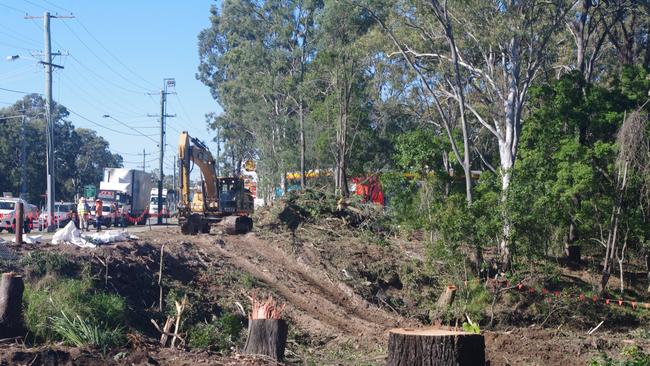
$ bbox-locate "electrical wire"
[68,108,157,138]
[103,115,159,143]
[21,0,48,11]
[0,1,27,13]
[0,24,41,47]
[61,20,155,94]
[0,86,41,94]
[0,40,36,52]
[67,54,148,95]
[59,72,146,117]
[37,0,71,13]
[74,18,157,89]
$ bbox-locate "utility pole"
[25,11,72,231]
[20,101,27,199]
[215,126,220,177]
[151,78,176,224]
[172,154,176,206]
[141,149,150,172]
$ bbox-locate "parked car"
[89,201,118,229]
[38,202,76,231]
[0,197,38,233]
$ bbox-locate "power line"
[59,72,147,117]
[61,20,155,93]
[0,40,36,51]
[0,86,41,95]
[102,115,159,143]
[21,0,48,11]
[67,54,149,95]
[0,24,42,46]
[0,2,27,13]
[74,18,157,89]
[37,0,71,13]
[68,109,157,137]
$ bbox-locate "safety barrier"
[488,278,650,311]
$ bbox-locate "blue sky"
[0,0,222,176]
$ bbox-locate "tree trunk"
[0,273,24,338]
[436,285,457,309]
[387,328,485,366]
[243,319,288,361]
[299,99,306,190]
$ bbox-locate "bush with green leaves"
[590,346,650,366]
[187,313,244,352]
[23,276,126,344]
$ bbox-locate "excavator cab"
[217,177,254,214]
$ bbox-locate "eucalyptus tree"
[198,0,322,193]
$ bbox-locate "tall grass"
[50,311,124,352]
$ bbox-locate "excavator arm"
[178,131,218,210]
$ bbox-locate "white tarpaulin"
[51,221,96,248]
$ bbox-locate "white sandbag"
[51,221,96,248]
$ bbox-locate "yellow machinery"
[178,131,254,234]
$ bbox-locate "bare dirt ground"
[1,226,648,365]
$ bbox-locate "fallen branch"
[171,294,188,348]
[588,320,605,335]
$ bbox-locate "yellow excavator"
[178,131,254,235]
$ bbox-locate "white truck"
[149,188,169,218]
[98,168,153,225]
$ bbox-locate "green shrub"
[187,313,244,352]
[23,277,126,343]
[589,345,650,366]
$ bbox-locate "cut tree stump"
[387,328,485,366]
[0,273,24,338]
[436,285,457,308]
[242,319,288,361]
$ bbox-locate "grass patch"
[21,251,76,278]
[23,276,127,343]
[50,311,125,352]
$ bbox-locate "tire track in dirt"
[194,233,410,343]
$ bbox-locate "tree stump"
[242,319,288,361]
[387,328,485,366]
[0,273,25,338]
[566,245,581,263]
[436,285,457,308]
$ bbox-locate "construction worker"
[95,199,103,232]
[77,197,89,232]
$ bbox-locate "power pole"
[172,154,176,206]
[141,149,150,172]
[25,11,72,231]
[20,101,27,200]
[153,79,175,224]
[215,126,220,177]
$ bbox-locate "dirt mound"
[0,344,281,366]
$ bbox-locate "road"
[0,218,178,242]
